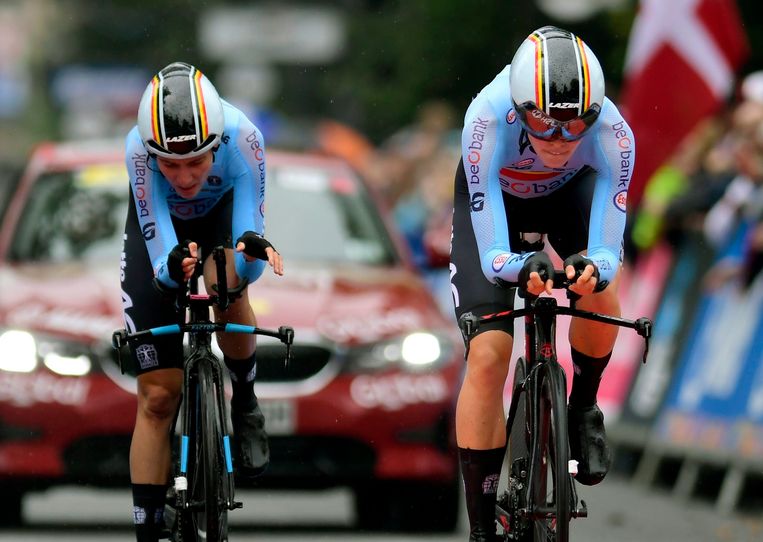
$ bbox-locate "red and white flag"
[619,0,749,210]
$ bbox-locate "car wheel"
[354,479,460,532]
[0,489,24,527]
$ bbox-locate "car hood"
[0,261,449,346]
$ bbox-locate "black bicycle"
[458,271,652,542]
[113,246,294,542]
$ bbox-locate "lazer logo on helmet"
[166,134,197,143]
[548,102,579,109]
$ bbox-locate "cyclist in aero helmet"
[137,62,225,159]
[450,27,634,541]
[122,62,283,542]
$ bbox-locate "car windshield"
[8,159,398,266]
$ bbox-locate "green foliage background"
[26,0,763,144]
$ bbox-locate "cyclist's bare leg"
[456,330,513,448]
[130,368,183,483]
[456,329,513,540]
[130,368,181,539]
[567,265,621,485]
[569,266,622,356]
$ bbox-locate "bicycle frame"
[458,273,652,538]
[502,297,583,525]
[112,246,294,541]
[176,300,235,515]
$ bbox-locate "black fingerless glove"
[236,231,276,261]
[167,240,192,286]
[563,254,606,292]
[517,251,554,295]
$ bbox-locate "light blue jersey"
[125,100,267,287]
[461,65,635,285]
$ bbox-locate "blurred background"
[1,0,763,540]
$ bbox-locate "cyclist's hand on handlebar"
[564,254,600,296]
[236,231,284,276]
[518,251,554,296]
[168,240,198,284]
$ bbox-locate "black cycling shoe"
[231,397,270,478]
[568,404,611,486]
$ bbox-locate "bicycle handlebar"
[112,323,295,350]
[114,245,295,369]
[152,246,249,312]
[497,270,587,300]
[459,269,653,363]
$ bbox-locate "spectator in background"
[630,116,730,251]
[631,71,763,254]
[359,100,458,268]
[313,101,460,316]
[702,91,763,290]
[378,101,459,314]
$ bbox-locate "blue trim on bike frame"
[151,324,182,335]
[224,323,257,333]
[180,435,189,473]
[223,436,234,473]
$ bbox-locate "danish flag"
[619,0,749,210]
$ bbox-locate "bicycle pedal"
[231,500,243,510]
[572,498,588,518]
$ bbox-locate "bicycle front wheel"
[530,361,570,542]
[190,360,228,542]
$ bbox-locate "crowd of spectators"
[315,101,459,314]
[632,70,763,291]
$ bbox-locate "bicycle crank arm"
[229,500,243,510]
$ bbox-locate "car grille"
[254,344,334,383]
[238,436,376,488]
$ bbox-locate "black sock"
[132,483,167,542]
[224,353,257,408]
[568,348,612,409]
[459,446,505,538]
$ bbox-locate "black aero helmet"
[510,26,604,140]
[137,62,224,158]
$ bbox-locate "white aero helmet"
[509,26,605,141]
[137,62,224,158]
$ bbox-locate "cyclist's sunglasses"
[515,102,601,142]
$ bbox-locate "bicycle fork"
[495,365,587,539]
[174,355,242,513]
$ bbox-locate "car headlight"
[0,330,37,372]
[0,329,93,376]
[344,331,453,372]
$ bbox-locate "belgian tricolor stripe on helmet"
[150,75,163,146]
[150,63,209,152]
[532,27,589,116]
[575,36,591,114]
[529,32,545,111]
[192,69,209,142]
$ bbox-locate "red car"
[0,140,464,531]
